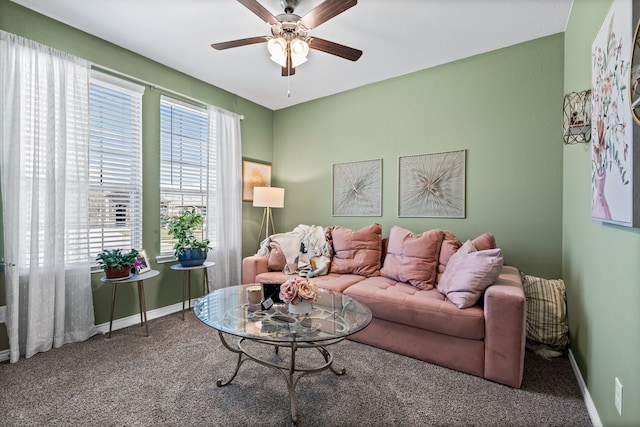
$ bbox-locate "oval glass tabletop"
[194,284,372,343]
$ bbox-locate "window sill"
[155,254,177,264]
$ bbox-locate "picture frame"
[591,0,640,227]
[242,160,272,202]
[332,159,382,216]
[398,150,466,218]
[135,249,151,274]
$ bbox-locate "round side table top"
[170,261,215,271]
[100,269,160,283]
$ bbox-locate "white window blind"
[159,95,209,256]
[88,71,144,265]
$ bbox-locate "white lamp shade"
[253,187,285,208]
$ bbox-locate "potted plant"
[165,208,211,267]
[96,248,139,280]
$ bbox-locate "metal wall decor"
[563,90,591,144]
[332,159,382,216]
[398,150,466,218]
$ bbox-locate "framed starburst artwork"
[332,159,382,216]
[398,150,466,218]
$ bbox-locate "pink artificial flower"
[279,277,319,304]
[279,279,301,304]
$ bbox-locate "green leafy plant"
[96,248,139,270]
[164,208,212,257]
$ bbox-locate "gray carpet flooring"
[0,312,593,426]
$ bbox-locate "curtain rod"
[91,63,244,120]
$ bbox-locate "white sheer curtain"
[207,107,242,288]
[0,31,97,363]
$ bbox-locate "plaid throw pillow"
[522,274,569,351]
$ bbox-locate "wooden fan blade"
[300,0,357,29]
[211,36,268,50]
[237,0,279,25]
[308,37,362,61]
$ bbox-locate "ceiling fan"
[212,0,362,76]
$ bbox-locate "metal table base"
[216,330,346,425]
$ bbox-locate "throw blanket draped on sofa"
[258,224,332,277]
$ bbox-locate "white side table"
[101,269,160,338]
[170,261,214,319]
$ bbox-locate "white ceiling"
[11,0,573,111]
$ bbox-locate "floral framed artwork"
[242,160,271,202]
[398,150,465,218]
[332,159,382,216]
[134,249,151,274]
[591,0,640,227]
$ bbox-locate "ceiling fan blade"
[211,36,268,50]
[300,0,357,29]
[237,0,279,25]
[308,37,362,61]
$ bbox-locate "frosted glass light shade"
[290,38,309,68]
[253,187,285,208]
[267,38,287,67]
[267,37,309,69]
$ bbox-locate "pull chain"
[287,62,291,98]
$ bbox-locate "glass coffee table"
[194,284,372,425]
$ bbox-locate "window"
[159,96,209,257]
[88,71,144,267]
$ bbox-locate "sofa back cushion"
[436,232,496,283]
[438,240,504,308]
[471,232,497,251]
[330,223,382,277]
[380,226,444,290]
[436,230,463,283]
[267,241,287,271]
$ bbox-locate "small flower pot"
[288,299,312,315]
[178,249,207,267]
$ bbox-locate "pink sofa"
[242,224,526,388]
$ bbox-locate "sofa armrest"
[483,265,526,388]
[242,255,269,284]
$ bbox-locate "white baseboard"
[569,349,602,427]
[93,299,193,335]
[0,299,196,363]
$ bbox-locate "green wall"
[0,0,273,337]
[272,34,565,280]
[564,1,640,425]
[4,5,636,426]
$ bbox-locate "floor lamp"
[253,186,285,249]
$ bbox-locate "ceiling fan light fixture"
[214,0,361,77]
[267,37,288,67]
[290,37,309,67]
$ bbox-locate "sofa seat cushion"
[255,271,289,284]
[255,272,366,294]
[344,276,485,340]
